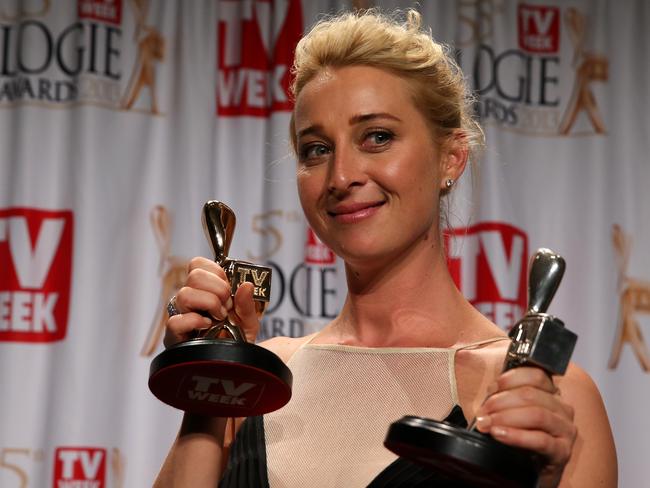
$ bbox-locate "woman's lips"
[328,201,385,224]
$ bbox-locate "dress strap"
[453,336,510,351]
[448,336,510,407]
[284,332,319,366]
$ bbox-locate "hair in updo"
[289,9,483,163]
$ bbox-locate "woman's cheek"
[296,176,313,213]
[296,179,320,229]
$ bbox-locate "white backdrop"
[0,1,648,486]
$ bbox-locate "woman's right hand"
[164,256,261,347]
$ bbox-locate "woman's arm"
[555,364,617,487]
[154,415,229,487]
[152,257,262,487]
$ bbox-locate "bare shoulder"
[556,362,604,398]
[258,333,317,363]
[556,362,615,440]
[556,363,618,487]
[556,362,613,427]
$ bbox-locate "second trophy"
[384,249,577,487]
[148,201,292,417]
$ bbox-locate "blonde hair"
[289,9,483,162]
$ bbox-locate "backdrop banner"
[0,1,647,486]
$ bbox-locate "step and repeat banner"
[0,0,647,486]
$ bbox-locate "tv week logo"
[0,208,73,342]
[183,375,264,408]
[446,222,528,330]
[217,0,303,116]
[53,447,106,488]
[305,227,335,265]
[78,0,122,25]
[518,4,560,53]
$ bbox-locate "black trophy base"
[385,416,540,488]
[149,339,292,417]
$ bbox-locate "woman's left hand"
[474,367,577,488]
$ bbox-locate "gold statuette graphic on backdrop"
[609,224,650,371]
[121,0,165,115]
[558,8,608,135]
[385,249,577,488]
[148,201,292,416]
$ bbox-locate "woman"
[154,9,616,487]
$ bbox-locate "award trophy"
[148,201,292,417]
[384,249,577,487]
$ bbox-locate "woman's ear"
[439,131,469,191]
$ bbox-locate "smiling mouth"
[328,201,386,223]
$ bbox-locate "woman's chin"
[333,240,397,268]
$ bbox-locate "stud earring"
[445,178,454,189]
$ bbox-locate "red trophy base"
[149,339,292,417]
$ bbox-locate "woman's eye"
[300,143,330,162]
[363,130,393,149]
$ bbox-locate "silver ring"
[167,295,180,317]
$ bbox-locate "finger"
[175,286,232,320]
[492,367,557,395]
[479,385,572,419]
[488,425,575,466]
[187,256,229,281]
[229,283,260,343]
[185,267,232,304]
[485,406,574,438]
[164,312,213,347]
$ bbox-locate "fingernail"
[225,297,233,310]
[203,316,213,326]
[492,426,507,438]
[220,305,228,318]
[475,416,491,432]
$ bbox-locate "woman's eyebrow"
[349,112,402,125]
[296,124,323,140]
[296,113,402,139]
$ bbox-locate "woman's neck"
[321,233,483,348]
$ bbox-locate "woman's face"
[293,65,450,266]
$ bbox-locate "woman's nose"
[327,145,367,195]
